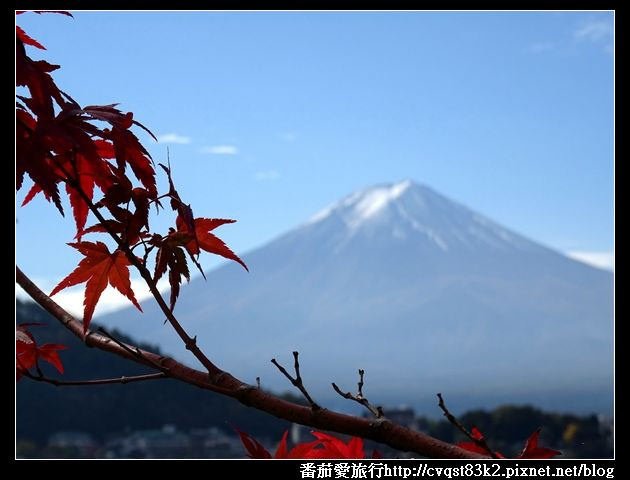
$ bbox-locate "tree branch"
[97,326,170,373]
[21,370,167,387]
[437,393,498,458]
[16,266,486,458]
[271,351,321,410]
[332,369,383,418]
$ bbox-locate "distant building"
[189,427,246,458]
[48,431,98,457]
[104,424,191,458]
[102,424,249,458]
[375,406,423,431]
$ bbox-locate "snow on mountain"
[308,180,413,228]
[101,180,613,414]
[306,180,539,253]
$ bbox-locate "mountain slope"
[101,181,613,413]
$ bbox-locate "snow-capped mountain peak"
[341,180,414,229]
[305,180,537,253]
[307,180,414,227]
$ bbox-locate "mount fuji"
[101,181,613,414]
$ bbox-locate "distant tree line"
[17,300,612,458]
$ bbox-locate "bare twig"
[332,369,383,418]
[271,351,321,410]
[21,370,167,386]
[16,266,485,458]
[97,326,168,373]
[437,393,498,458]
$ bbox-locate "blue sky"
[16,11,614,315]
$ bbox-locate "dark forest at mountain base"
[16,300,612,458]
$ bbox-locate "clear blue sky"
[16,11,614,314]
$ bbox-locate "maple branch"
[332,369,383,418]
[17,267,485,458]
[64,175,225,380]
[21,369,166,386]
[97,326,170,373]
[271,351,321,410]
[437,393,499,459]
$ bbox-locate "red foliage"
[236,429,272,459]
[50,241,142,331]
[238,429,381,459]
[151,230,192,311]
[518,428,562,459]
[16,12,246,328]
[457,426,561,459]
[16,26,45,50]
[176,216,248,272]
[16,324,67,380]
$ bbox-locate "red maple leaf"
[238,429,370,459]
[165,245,190,311]
[457,426,560,459]
[273,431,323,459]
[17,11,73,17]
[16,326,37,379]
[107,126,157,198]
[237,429,321,459]
[285,440,325,458]
[457,441,502,457]
[16,43,66,211]
[64,157,104,235]
[272,430,290,458]
[16,31,63,121]
[36,344,67,373]
[309,431,366,458]
[517,428,562,459]
[50,241,142,331]
[23,149,115,235]
[151,230,192,311]
[175,215,248,272]
[84,186,152,246]
[457,426,504,457]
[148,214,247,311]
[16,26,45,50]
[470,426,484,441]
[16,324,67,380]
[236,428,272,459]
